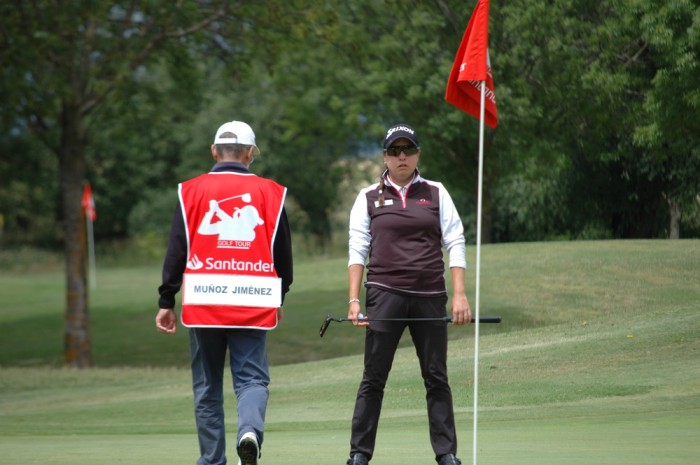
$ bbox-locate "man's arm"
[158,204,187,311]
[273,208,293,303]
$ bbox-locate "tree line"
[1,0,698,365]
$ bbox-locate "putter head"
[319,315,333,338]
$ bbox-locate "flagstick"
[472,79,486,465]
[86,216,97,289]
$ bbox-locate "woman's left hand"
[450,292,472,325]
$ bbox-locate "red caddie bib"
[179,171,287,329]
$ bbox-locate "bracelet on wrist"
[348,298,360,304]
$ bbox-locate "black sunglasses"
[385,145,420,156]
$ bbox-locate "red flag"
[82,183,96,221]
[445,0,498,128]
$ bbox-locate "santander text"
[204,258,274,272]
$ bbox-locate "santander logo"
[187,254,204,270]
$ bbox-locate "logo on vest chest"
[197,194,264,249]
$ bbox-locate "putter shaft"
[319,314,501,337]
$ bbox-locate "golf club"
[218,192,252,203]
[319,313,502,337]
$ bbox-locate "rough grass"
[1,239,698,367]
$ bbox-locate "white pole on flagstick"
[472,80,486,465]
[86,217,97,289]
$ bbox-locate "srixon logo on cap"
[386,126,415,137]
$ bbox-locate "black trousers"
[350,287,457,460]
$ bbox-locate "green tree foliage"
[630,0,700,237]
[1,1,699,254]
[4,0,698,250]
[240,1,502,243]
[0,134,60,245]
[489,0,700,240]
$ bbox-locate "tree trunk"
[667,195,681,239]
[59,100,93,367]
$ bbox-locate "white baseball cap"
[213,121,260,154]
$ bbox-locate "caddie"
[156,120,293,465]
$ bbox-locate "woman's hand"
[450,292,472,325]
[348,300,369,327]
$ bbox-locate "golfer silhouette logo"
[197,193,265,249]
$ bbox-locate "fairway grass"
[1,240,699,464]
[1,304,698,464]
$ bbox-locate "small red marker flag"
[82,183,96,221]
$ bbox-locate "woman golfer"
[345,123,471,465]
